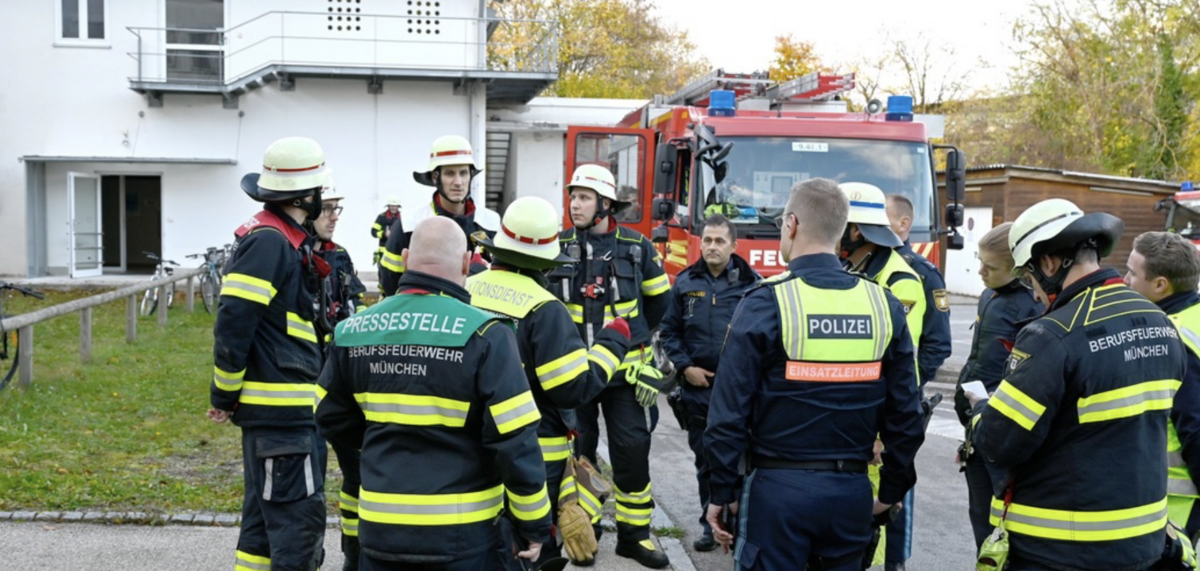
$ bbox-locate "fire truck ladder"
[663,68,772,107]
[764,72,856,103]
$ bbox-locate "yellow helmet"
[413,135,481,187]
[240,137,328,202]
[568,164,619,202]
[386,195,402,207]
[839,182,902,248]
[476,197,573,270]
[1009,198,1123,275]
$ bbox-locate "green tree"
[489,0,709,99]
[769,34,826,83]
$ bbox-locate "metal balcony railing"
[126,11,559,89]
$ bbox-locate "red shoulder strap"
[235,210,308,250]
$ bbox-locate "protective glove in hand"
[558,503,598,564]
[626,364,664,407]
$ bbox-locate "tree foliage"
[769,34,827,83]
[489,0,709,99]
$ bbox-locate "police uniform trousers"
[885,486,915,563]
[332,442,362,568]
[734,469,873,571]
[237,426,328,571]
[684,396,713,536]
[574,380,655,543]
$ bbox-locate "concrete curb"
[0,509,342,528]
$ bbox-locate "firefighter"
[886,194,953,386]
[378,136,499,295]
[548,163,672,569]
[207,136,329,571]
[316,217,551,571]
[968,199,1186,570]
[370,196,401,268]
[704,177,924,569]
[657,214,760,553]
[312,175,367,570]
[838,183,926,571]
[1125,231,1200,538]
[466,196,634,565]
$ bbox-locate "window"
[58,0,106,43]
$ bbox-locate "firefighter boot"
[342,534,360,571]
[615,539,670,569]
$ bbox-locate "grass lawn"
[0,290,343,516]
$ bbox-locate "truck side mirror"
[651,197,676,221]
[653,142,676,197]
[947,232,965,250]
[651,225,669,243]
[945,203,964,228]
[946,149,966,203]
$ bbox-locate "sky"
[650,0,1043,98]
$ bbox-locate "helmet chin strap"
[839,227,870,267]
[294,188,323,223]
[1028,253,1075,302]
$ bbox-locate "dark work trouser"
[965,453,996,550]
[575,380,654,544]
[734,469,873,570]
[532,457,567,565]
[236,426,328,571]
[684,400,712,536]
[885,487,915,563]
[333,442,362,570]
[359,545,500,571]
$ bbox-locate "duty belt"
[751,456,868,474]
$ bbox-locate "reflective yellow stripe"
[1077,379,1179,424]
[341,516,359,537]
[372,223,383,232]
[989,496,1168,541]
[988,380,1046,431]
[579,485,603,517]
[381,250,406,273]
[340,490,360,513]
[314,384,327,408]
[615,504,653,525]
[359,485,505,526]
[213,366,245,392]
[604,300,639,321]
[490,391,541,434]
[235,550,271,571]
[588,345,620,380]
[615,482,652,504]
[286,312,318,343]
[559,475,577,503]
[508,484,551,521]
[536,349,588,391]
[355,393,470,427]
[240,382,317,407]
[566,303,584,324]
[641,273,670,296]
[222,273,277,305]
[539,436,571,462]
[617,347,652,370]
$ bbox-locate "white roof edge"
[20,156,238,165]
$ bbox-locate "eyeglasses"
[321,205,343,216]
[774,213,795,230]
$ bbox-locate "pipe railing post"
[80,307,92,364]
[186,275,196,312]
[17,326,33,388]
[126,294,137,343]
[157,285,168,327]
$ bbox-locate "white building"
[1,0,562,278]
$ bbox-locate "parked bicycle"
[0,281,45,390]
[140,252,180,317]
[187,243,231,313]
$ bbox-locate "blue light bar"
[1185,181,1195,192]
[886,95,914,122]
[709,90,736,117]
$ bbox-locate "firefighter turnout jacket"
[378,193,500,296]
[548,226,670,368]
[211,204,323,426]
[898,241,953,384]
[705,253,925,507]
[315,270,551,562]
[372,210,400,248]
[970,269,1186,570]
[317,241,366,332]
[1160,291,1200,534]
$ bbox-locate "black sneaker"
[693,532,718,552]
[885,562,906,571]
[616,539,670,569]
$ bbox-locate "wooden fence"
[0,268,206,388]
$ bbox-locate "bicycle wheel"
[141,287,159,316]
[201,273,216,313]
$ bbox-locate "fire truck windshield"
[698,136,935,241]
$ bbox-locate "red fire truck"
[563,69,966,277]
[1155,182,1200,248]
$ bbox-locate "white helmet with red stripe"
[241,136,328,203]
[413,135,482,187]
[475,197,573,270]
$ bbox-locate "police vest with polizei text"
[336,294,493,349]
[772,276,894,383]
[1168,303,1200,500]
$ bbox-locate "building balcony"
[126,10,559,108]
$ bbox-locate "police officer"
[312,175,367,570]
[968,199,1185,570]
[316,217,551,571]
[704,177,924,569]
[658,214,759,553]
[838,183,926,571]
[886,194,953,385]
[954,222,1042,549]
[467,196,634,565]
[1125,231,1200,538]
[208,136,329,571]
[378,136,500,295]
[549,163,672,568]
[370,196,401,268]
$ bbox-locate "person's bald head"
[402,217,471,285]
[886,195,914,241]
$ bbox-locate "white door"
[68,172,104,278]
[945,207,993,296]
